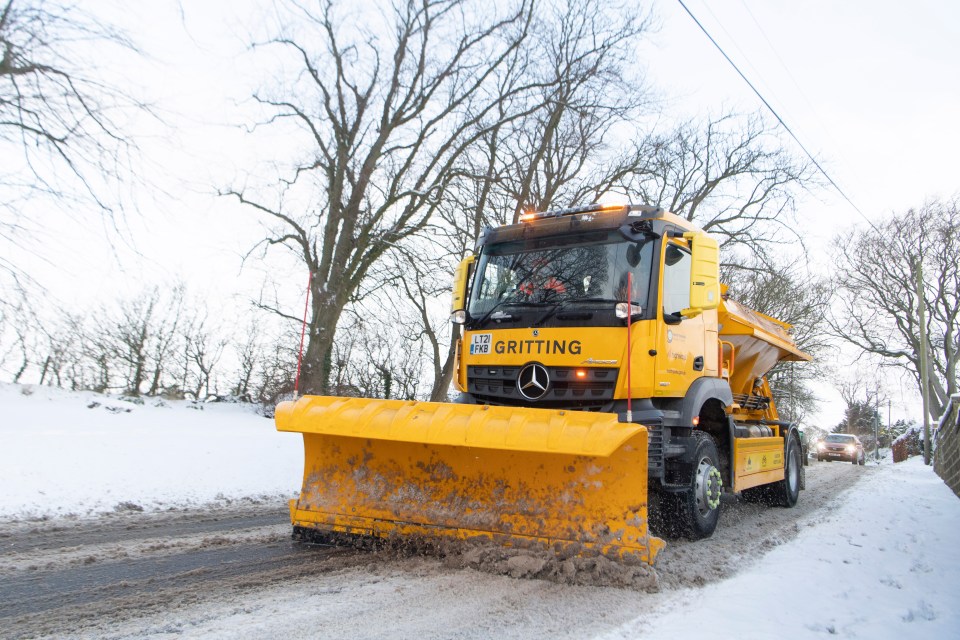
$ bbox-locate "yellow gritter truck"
[276,203,811,565]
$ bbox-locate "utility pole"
[875,386,880,462]
[886,398,891,461]
[917,260,932,465]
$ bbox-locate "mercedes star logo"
[517,363,549,401]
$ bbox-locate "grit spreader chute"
[276,395,665,565]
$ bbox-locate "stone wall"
[934,394,960,498]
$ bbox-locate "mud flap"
[276,396,664,565]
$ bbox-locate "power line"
[676,0,874,227]
[739,0,821,120]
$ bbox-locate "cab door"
[654,238,705,398]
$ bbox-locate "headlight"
[846,445,855,452]
[817,442,825,451]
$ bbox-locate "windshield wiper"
[532,297,618,327]
[472,299,536,328]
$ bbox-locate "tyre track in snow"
[0,506,370,639]
[0,461,871,639]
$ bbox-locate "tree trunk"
[299,289,344,396]
[430,325,460,402]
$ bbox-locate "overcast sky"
[650,0,960,424]
[11,0,958,427]
[656,0,960,236]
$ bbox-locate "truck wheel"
[668,431,723,540]
[774,432,802,507]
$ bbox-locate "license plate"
[470,333,492,355]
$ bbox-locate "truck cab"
[451,203,810,538]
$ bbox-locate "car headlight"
[817,443,825,451]
[846,445,855,452]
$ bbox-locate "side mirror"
[682,231,720,317]
[451,255,475,321]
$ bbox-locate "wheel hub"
[695,460,723,514]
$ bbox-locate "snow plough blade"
[276,396,664,565]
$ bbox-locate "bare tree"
[830,198,960,417]
[254,334,299,406]
[0,1,145,247]
[345,328,423,400]
[379,245,459,401]
[404,0,654,400]
[723,259,833,423]
[619,111,816,262]
[228,0,542,395]
[497,0,654,220]
[0,296,32,382]
[231,319,263,400]
[144,285,187,396]
[105,291,159,396]
[181,315,226,400]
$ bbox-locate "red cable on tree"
[294,270,313,398]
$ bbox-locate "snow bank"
[0,384,301,519]
[603,455,960,640]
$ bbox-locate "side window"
[620,241,653,307]
[662,243,691,315]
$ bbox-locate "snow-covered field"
[0,383,301,518]
[2,383,959,638]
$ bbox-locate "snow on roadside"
[3,383,959,639]
[0,383,301,519]
[603,455,960,640]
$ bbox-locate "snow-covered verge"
[2,383,959,639]
[603,454,960,639]
[0,383,301,519]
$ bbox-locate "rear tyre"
[662,431,722,540]
[774,432,802,507]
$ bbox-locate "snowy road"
[0,460,867,639]
[3,386,957,638]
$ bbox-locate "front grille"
[467,365,617,409]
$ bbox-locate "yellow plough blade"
[276,396,664,565]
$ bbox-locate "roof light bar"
[518,203,627,223]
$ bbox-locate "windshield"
[825,434,856,443]
[467,230,654,321]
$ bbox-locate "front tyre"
[665,431,723,540]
